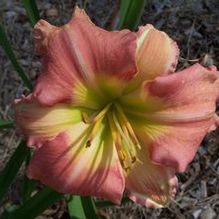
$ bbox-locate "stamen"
[111,110,140,171]
[107,113,121,148]
[82,103,112,124]
[81,112,90,123]
[131,156,136,163]
[124,167,131,172]
[112,112,131,148]
[114,103,141,149]
[118,149,126,161]
[85,113,105,147]
[93,103,112,122]
[83,104,111,148]
[97,103,142,172]
[86,139,91,147]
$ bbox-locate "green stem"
[0,24,32,90]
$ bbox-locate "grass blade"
[95,197,130,208]
[0,205,18,219]
[21,150,37,203]
[67,196,99,219]
[67,196,86,219]
[117,0,147,30]
[81,197,99,219]
[0,141,29,202]
[0,187,62,219]
[0,24,32,90]
[22,177,37,203]
[0,119,14,129]
[22,0,40,27]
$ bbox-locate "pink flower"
[14,7,219,207]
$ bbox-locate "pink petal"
[136,24,179,80]
[14,95,81,148]
[141,64,219,171]
[27,122,125,203]
[33,20,79,106]
[209,114,219,132]
[125,147,178,207]
[33,7,137,106]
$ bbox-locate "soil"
[0,0,219,218]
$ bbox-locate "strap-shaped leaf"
[21,151,37,203]
[67,196,99,219]
[0,119,14,129]
[67,196,86,219]
[0,187,62,219]
[0,24,32,90]
[117,0,147,30]
[22,0,40,27]
[0,141,29,202]
[21,150,37,203]
[81,197,99,219]
[21,177,37,203]
[0,205,18,219]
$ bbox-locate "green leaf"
[67,196,99,219]
[21,177,37,203]
[21,151,37,203]
[22,0,40,27]
[0,24,32,90]
[95,197,130,208]
[81,197,99,219]
[0,141,29,202]
[67,196,86,219]
[0,187,62,219]
[0,205,18,219]
[0,119,14,129]
[117,0,147,30]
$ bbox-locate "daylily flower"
[14,7,219,207]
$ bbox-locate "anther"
[124,167,131,172]
[86,139,91,147]
[81,112,90,124]
[131,156,136,163]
